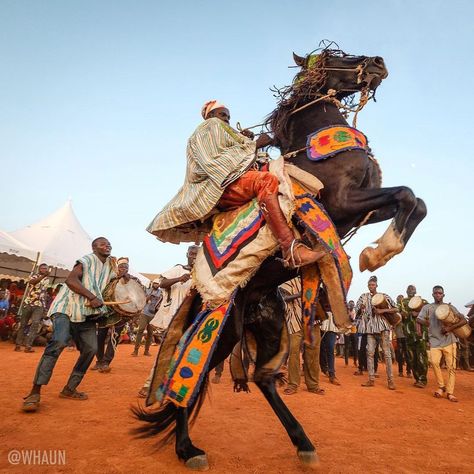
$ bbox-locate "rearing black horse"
[270,48,426,271]
[134,47,426,471]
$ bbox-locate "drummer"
[93,257,137,373]
[399,285,429,388]
[355,275,398,390]
[21,237,116,412]
[417,286,461,402]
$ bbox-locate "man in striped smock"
[355,275,398,390]
[22,237,116,412]
[146,100,324,269]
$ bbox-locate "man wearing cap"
[146,101,325,269]
[93,257,144,372]
[21,237,116,412]
[132,277,162,356]
[355,276,398,390]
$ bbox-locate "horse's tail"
[131,375,209,447]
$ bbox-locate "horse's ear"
[293,52,306,67]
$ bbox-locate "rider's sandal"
[447,393,458,403]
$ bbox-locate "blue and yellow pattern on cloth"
[306,125,368,161]
[155,299,233,407]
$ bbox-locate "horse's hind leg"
[255,377,320,468]
[175,407,209,471]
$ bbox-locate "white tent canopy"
[0,230,38,262]
[0,230,39,280]
[9,200,149,286]
[11,200,91,270]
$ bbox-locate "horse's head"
[292,49,388,100]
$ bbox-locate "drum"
[454,324,472,339]
[435,304,456,324]
[436,304,472,339]
[371,293,402,327]
[408,296,425,312]
[103,277,146,317]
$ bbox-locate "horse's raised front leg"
[175,407,209,471]
[364,197,427,244]
[332,186,426,271]
[254,376,319,468]
[357,193,426,271]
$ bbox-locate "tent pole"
[17,251,40,317]
[52,266,58,285]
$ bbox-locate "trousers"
[16,304,44,347]
[367,331,393,381]
[287,327,322,391]
[218,170,279,209]
[33,313,97,390]
[430,343,457,395]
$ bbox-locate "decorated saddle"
[147,158,352,408]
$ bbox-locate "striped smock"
[355,292,395,334]
[146,118,257,244]
[48,253,116,323]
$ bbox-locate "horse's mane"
[266,42,351,148]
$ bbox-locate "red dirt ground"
[0,341,473,473]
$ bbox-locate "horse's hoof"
[359,246,380,272]
[297,450,320,468]
[359,247,373,272]
[185,454,209,471]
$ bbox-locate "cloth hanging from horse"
[153,299,233,407]
[292,181,352,343]
[306,125,368,161]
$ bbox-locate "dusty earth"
[0,341,473,474]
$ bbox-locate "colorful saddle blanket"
[194,199,279,308]
[306,125,368,161]
[203,199,265,275]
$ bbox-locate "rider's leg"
[219,171,325,268]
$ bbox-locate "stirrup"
[283,239,314,269]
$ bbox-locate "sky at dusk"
[1,0,473,312]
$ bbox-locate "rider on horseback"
[147,100,325,268]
